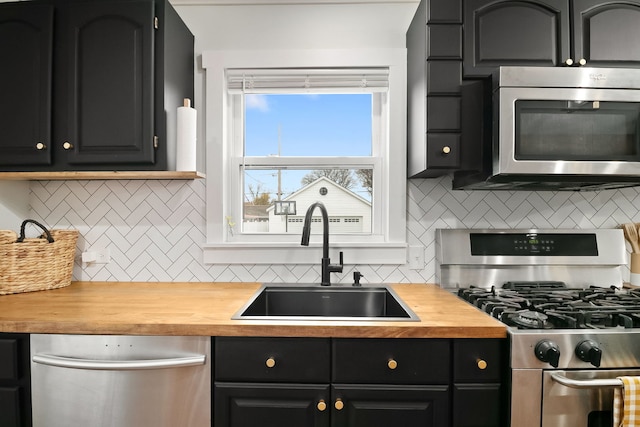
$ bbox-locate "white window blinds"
[226,68,389,94]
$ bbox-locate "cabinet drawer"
[215,337,330,383]
[0,339,18,381]
[332,339,450,384]
[453,339,504,382]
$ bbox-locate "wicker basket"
[0,220,79,295]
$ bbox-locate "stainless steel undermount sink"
[232,284,419,321]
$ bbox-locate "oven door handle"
[550,372,623,389]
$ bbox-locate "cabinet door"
[463,0,570,77]
[54,1,155,166]
[0,334,30,427]
[0,3,53,167]
[0,387,21,427]
[331,384,449,427]
[453,383,501,427]
[214,382,330,427]
[573,0,640,67]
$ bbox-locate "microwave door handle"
[550,372,623,389]
[32,353,205,370]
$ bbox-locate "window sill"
[203,242,408,265]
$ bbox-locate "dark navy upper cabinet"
[54,1,156,167]
[463,0,570,77]
[0,0,194,171]
[463,0,640,77]
[573,0,640,67]
[0,4,54,167]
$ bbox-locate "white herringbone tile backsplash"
[29,176,640,283]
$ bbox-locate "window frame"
[202,49,407,265]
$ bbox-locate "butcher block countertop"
[0,282,506,338]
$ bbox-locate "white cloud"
[245,94,269,112]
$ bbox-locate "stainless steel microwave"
[453,66,640,191]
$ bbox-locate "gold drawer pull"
[265,357,276,368]
[387,359,398,370]
[63,141,73,150]
[36,142,46,150]
[442,146,451,154]
[477,359,487,370]
[317,400,327,411]
[334,399,344,410]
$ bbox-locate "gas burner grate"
[457,283,640,330]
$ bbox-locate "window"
[202,49,407,265]
[233,73,382,236]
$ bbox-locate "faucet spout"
[301,202,343,286]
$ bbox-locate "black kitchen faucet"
[301,202,343,286]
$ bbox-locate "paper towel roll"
[176,98,197,171]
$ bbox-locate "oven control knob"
[535,340,561,368]
[575,340,602,367]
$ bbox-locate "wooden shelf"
[0,171,205,181]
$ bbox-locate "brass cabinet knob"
[265,357,276,368]
[62,141,73,150]
[565,58,574,66]
[334,399,344,410]
[317,400,327,412]
[578,58,587,66]
[387,359,398,370]
[442,146,451,155]
[36,142,46,150]
[477,359,488,370]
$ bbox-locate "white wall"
[0,181,29,230]
[173,2,418,170]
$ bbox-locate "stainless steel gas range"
[436,228,639,427]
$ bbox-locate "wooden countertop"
[0,282,506,338]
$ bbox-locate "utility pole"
[277,124,282,201]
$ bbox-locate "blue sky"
[243,94,372,201]
[245,93,372,157]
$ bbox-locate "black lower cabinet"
[452,384,501,427]
[332,384,449,427]
[214,382,330,427]
[213,337,502,427]
[0,333,31,427]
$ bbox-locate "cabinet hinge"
[154,16,159,30]
[153,136,159,149]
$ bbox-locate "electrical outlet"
[82,247,111,264]
[408,245,424,270]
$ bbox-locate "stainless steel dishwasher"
[30,334,210,427]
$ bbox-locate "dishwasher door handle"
[32,353,206,371]
[550,372,623,389]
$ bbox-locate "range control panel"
[470,233,598,256]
